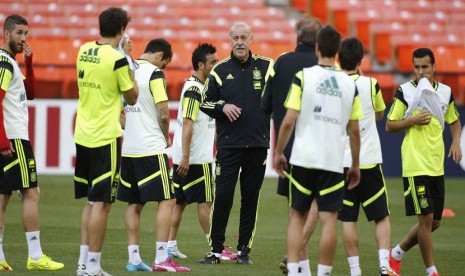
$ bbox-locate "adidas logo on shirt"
[316,76,341,97]
[226,74,234,80]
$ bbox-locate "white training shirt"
[172,76,215,164]
[344,75,384,167]
[288,65,361,173]
[122,61,167,155]
[0,51,29,140]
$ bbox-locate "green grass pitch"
[2,176,464,275]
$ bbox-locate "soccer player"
[74,7,138,276]
[261,15,321,275]
[117,38,189,273]
[0,13,64,272]
[386,48,462,276]
[199,22,274,265]
[169,43,229,259]
[337,37,395,276]
[273,25,362,276]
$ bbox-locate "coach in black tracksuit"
[199,22,273,265]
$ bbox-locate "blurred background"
[2,0,465,176]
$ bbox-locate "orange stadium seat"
[309,0,326,21]
[370,22,407,64]
[327,0,363,37]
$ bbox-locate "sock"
[128,244,142,265]
[25,231,43,260]
[78,245,89,267]
[86,252,101,274]
[168,240,177,251]
[391,244,405,260]
[205,233,210,245]
[348,256,361,276]
[0,226,5,261]
[287,262,300,276]
[318,264,333,276]
[426,266,438,276]
[299,259,311,276]
[155,242,168,264]
[379,249,390,268]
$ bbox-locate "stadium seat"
[370,22,407,63]
[327,0,363,37]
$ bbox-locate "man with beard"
[0,14,64,271]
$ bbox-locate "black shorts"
[74,138,121,203]
[338,164,390,222]
[117,154,174,204]
[288,165,344,213]
[403,175,444,220]
[173,163,213,204]
[0,139,38,194]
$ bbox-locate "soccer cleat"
[85,269,112,276]
[380,266,398,276]
[236,254,253,265]
[279,257,288,274]
[152,258,190,272]
[198,252,221,264]
[221,246,237,260]
[389,251,402,276]
[126,261,152,272]
[430,273,440,276]
[77,264,86,276]
[0,261,13,271]
[27,254,64,271]
[168,248,188,259]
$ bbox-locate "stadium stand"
[3,0,464,104]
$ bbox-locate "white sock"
[379,249,390,268]
[128,244,142,265]
[0,226,5,261]
[78,245,89,267]
[348,256,361,276]
[87,252,101,274]
[391,244,405,260]
[25,231,43,260]
[287,262,300,276]
[426,266,438,276]
[205,233,210,245]
[317,264,332,276]
[167,240,177,251]
[299,259,311,276]
[155,242,168,264]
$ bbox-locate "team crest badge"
[30,172,37,182]
[28,159,35,168]
[420,198,429,209]
[253,69,261,80]
[215,165,221,176]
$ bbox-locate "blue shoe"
[126,261,152,272]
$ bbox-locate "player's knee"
[432,220,441,232]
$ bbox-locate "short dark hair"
[295,15,322,47]
[192,43,217,70]
[144,38,173,61]
[3,14,28,32]
[317,25,341,58]
[412,48,435,65]
[99,7,130,38]
[338,37,364,71]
